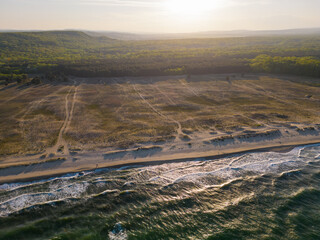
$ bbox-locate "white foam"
[108,230,128,240]
[147,145,319,186]
[1,144,319,216]
[0,181,89,216]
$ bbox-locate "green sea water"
[0,144,320,240]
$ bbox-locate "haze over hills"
[1,28,320,40]
[58,28,320,40]
[56,28,320,40]
[85,28,320,40]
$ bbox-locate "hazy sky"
[1,0,320,33]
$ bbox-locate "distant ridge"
[1,28,320,41]
[84,28,320,40]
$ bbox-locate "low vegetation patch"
[186,96,219,106]
[161,105,198,112]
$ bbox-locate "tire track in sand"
[154,83,202,133]
[179,78,199,97]
[47,81,79,156]
[132,84,183,136]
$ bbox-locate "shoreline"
[1,139,319,185]
[1,73,320,186]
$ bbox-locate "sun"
[165,0,222,15]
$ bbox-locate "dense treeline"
[57,55,250,77]
[1,31,320,80]
[250,55,320,77]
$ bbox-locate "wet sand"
[0,135,319,184]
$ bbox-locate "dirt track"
[47,81,79,156]
[133,83,183,136]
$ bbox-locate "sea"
[0,144,320,240]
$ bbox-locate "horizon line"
[1,27,320,35]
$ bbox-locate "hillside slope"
[0,31,117,49]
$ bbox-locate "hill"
[0,31,117,49]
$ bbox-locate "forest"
[1,31,320,81]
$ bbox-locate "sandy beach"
[0,128,319,184]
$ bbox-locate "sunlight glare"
[165,0,223,15]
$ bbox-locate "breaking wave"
[0,144,320,239]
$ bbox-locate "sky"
[0,0,320,33]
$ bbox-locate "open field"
[0,74,319,182]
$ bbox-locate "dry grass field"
[0,74,319,172]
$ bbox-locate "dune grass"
[0,74,319,156]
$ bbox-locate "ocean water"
[0,144,320,240]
